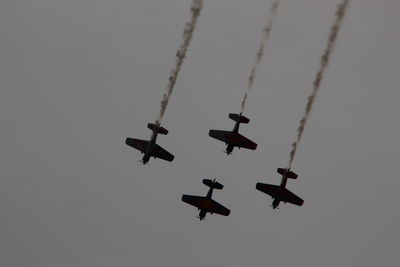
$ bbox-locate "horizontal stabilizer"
[277,168,298,179]
[147,123,168,135]
[229,113,250,124]
[203,179,223,190]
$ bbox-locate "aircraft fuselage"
[225,116,241,155]
[272,172,289,209]
[142,129,159,164]
[197,187,214,219]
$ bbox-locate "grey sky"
[1,0,399,266]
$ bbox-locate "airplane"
[209,113,257,155]
[256,168,304,209]
[125,123,174,165]
[182,179,230,221]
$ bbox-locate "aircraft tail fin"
[229,113,250,124]
[277,168,298,179]
[203,179,224,190]
[147,123,168,135]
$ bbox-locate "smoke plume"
[288,0,350,167]
[241,0,280,113]
[155,0,204,127]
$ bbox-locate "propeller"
[196,216,205,221]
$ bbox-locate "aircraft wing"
[182,195,207,209]
[125,138,148,153]
[150,144,174,162]
[181,196,230,216]
[209,130,257,150]
[256,183,280,198]
[256,183,303,206]
[234,134,257,150]
[209,130,231,143]
[281,188,304,206]
[210,200,230,216]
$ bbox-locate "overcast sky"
[1,0,400,266]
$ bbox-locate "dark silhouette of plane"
[182,179,230,221]
[125,123,174,165]
[209,113,257,155]
[256,168,304,209]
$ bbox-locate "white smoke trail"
[241,0,280,113]
[155,0,204,127]
[288,0,350,168]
